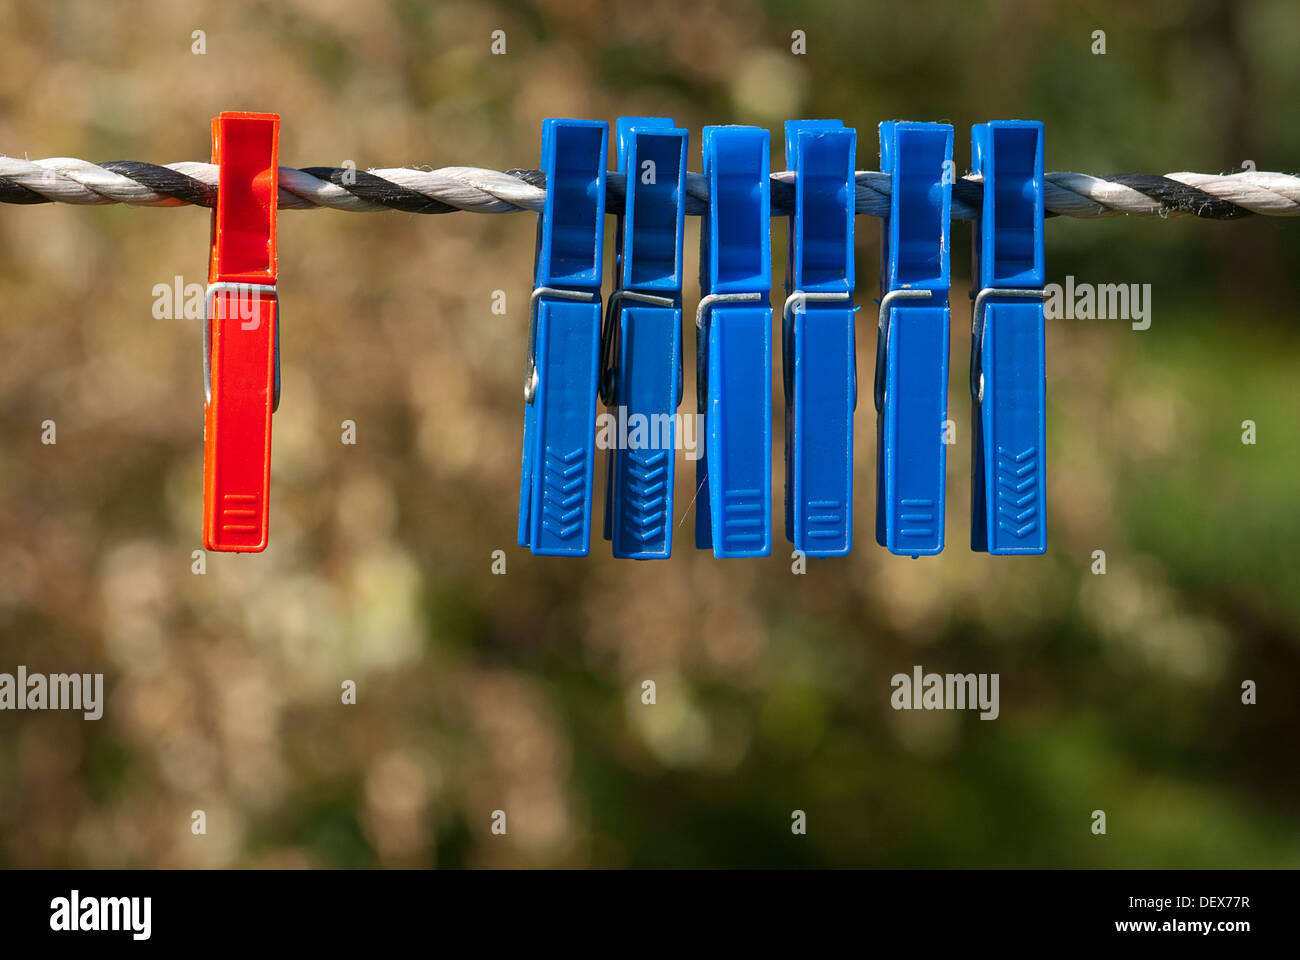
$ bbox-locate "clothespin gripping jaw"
[202,111,280,553]
[782,119,858,557]
[874,121,953,558]
[970,120,1047,555]
[517,118,608,557]
[603,117,689,559]
[695,125,772,559]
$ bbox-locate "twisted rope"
[2,157,1298,219]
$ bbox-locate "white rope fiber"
[2,157,1298,218]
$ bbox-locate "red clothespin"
[203,111,280,552]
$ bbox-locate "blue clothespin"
[517,118,608,556]
[695,126,772,558]
[874,121,953,557]
[602,117,688,559]
[970,120,1047,555]
[783,120,858,557]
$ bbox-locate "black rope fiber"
[298,167,461,214]
[1098,173,1252,220]
[98,161,217,207]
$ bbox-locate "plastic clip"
[203,111,280,553]
[783,120,858,557]
[970,120,1047,554]
[517,118,608,556]
[874,121,953,557]
[601,117,689,559]
[695,126,772,558]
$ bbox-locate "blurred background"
[0,0,1297,868]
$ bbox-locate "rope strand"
[2,158,1298,219]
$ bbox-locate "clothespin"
[601,117,688,559]
[695,126,772,558]
[970,121,1047,554]
[783,120,858,557]
[203,111,280,552]
[874,121,953,557]
[517,118,608,556]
